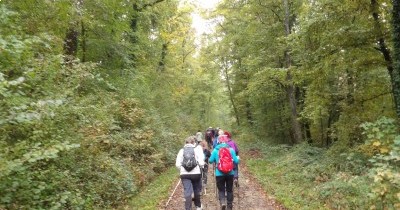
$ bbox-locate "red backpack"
[217,147,234,173]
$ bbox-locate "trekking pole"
[204,164,208,195]
[165,179,181,209]
[239,186,241,209]
[214,163,218,200]
[202,166,207,195]
[237,164,240,210]
[201,167,204,195]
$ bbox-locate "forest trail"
[161,157,286,210]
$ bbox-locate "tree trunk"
[276,99,291,143]
[286,72,302,143]
[319,109,324,147]
[245,101,253,126]
[300,88,312,142]
[304,121,312,144]
[63,0,84,64]
[392,0,400,119]
[81,20,86,62]
[371,0,400,119]
[283,0,302,143]
[63,27,79,63]
[223,58,240,126]
[130,7,139,68]
[158,43,168,71]
[326,106,339,147]
[130,0,166,69]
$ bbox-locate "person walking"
[224,131,240,186]
[175,136,205,210]
[212,129,224,148]
[205,127,215,149]
[200,140,211,186]
[196,130,203,143]
[209,134,239,210]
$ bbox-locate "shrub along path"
[161,154,286,210]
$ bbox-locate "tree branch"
[135,0,166,11]
[358,92,391,104]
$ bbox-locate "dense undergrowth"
[0,56,182,209]
[0,5,200,209]
[238,117,400,210]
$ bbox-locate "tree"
[392,0,400,119]
[0,1,226,208]
[283,0,303,144]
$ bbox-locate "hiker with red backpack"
[209,133,239,210]
[175,136,205,210]
[224,131,240,186]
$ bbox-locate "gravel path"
[162,158,286,210]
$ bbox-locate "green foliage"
[361,117,397,155]
[212,0,396,147]
[241,139,375,209]
[0,1,215,209]
[211,2,399,208]
[361,117,400,209]
[246,68,292,142]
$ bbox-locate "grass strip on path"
[125,167,179,210]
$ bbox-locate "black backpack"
[182,147,197,171]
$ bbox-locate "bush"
[242,139,381,209]
[361,117,400,209]
[0,6,181,209]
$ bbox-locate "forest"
[0,0,399,209]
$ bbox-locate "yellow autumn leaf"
[394,203,400,210]
[372,141,381,146]
[380,147,389,154]
[385,171,393,178]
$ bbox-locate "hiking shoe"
[234,178,239,187]
[221,204,227,210]
[196,206,202,210]
[227,203,233,210]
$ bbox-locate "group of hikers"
[175,127,240,210]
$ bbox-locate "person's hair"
[224,131,231,139]
[185,136,196,144]
[218,135,229,143]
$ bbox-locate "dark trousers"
[216,175,234,205]
[206,138,213,149]
[202,164,209,184]
[234,163,239,179]
[181,174,202,210]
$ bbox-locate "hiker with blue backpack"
[212,128,223,148]
[175,136,205,210]
[209,133,239,210]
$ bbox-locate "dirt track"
[162,160,286,210]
